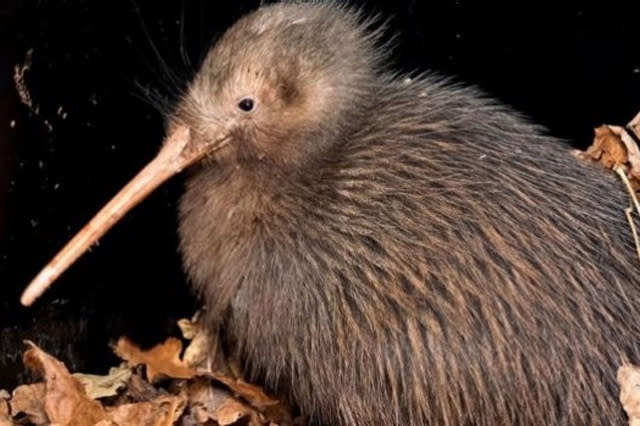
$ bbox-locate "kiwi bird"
[22,2,640,425]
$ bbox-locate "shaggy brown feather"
[176,2,640,425]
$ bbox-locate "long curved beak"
[21,126,226,306]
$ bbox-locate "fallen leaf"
[213,396,253,425]
[113,337,196,383]
[579,112,640,192]
[124,373,165,402]
[211,373,279,411]
[9,383,47,425]
[73,365,132,399]
[178,313,244,378]
[104,395,186,426]
[0,390,11,426]
[0,390,8,416]
[182,377,253,425]
[618,364,640,426]
[619,115,640,185]
[23,341,107,425]
[584,125,628,169]
[177,313,200,340]
[178,313,212,370]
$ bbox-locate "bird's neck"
[178,159,317,318]
[181,157,316,240]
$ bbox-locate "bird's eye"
[238,98,255,112]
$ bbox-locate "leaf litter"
[577,111,640,263]
[1,313,302,425]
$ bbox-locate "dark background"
[0,0,638,387]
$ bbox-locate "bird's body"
[23,1,640,425]
[180,73,640,425]
[173,3,640,424]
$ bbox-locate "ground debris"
[73,366,132,400]
[577,111,640,263]
[577,111,640,190]
[1,316,303,425]
[23,340,107,425]
[619,364,640,426]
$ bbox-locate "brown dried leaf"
[618,364,640,426]
[579,113,640,192]
[125,373,165,402]
[177,313,200,340]
[73,365,132,400]
[583,125,628,169]
[213,397,253,425]
[0,390,8,416]
[183,378,254,425]
[22,341,107,425]
[113,337,196,383]
[0,390,11,426]
[104,395,186,426]
[179,312,242,376]
[211,373,279,411]
[619,115,640,185]
[178,314,213,371]
[9,383,47,425]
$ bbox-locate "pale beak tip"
[20,268,54,306]
[20,288,37,307]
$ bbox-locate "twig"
[615,165,640,261]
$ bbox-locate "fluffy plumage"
[176,2,640,424]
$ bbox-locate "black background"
[0,0,639,387]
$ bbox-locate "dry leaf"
[619,117,640,184]
[209,373,297,425]
[211,373,279,411]
[619,364,640,426]
[584,125,628,168]
[178,313,212,370]
[73,365,132,400]
[23,341,107,425]
[0,390,8,416]
[182,378,253,425]
[178,313,242,376]
[580,112,640,192]
[113,337,196,383]
[213,397,253,425]
[103,395,186,426]
[0,391,11,426]
[125,373,165,402]
[177,313,200,340]
[9,383,47,425]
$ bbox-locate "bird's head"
[21,2,390,305]
[176,2,387,172]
